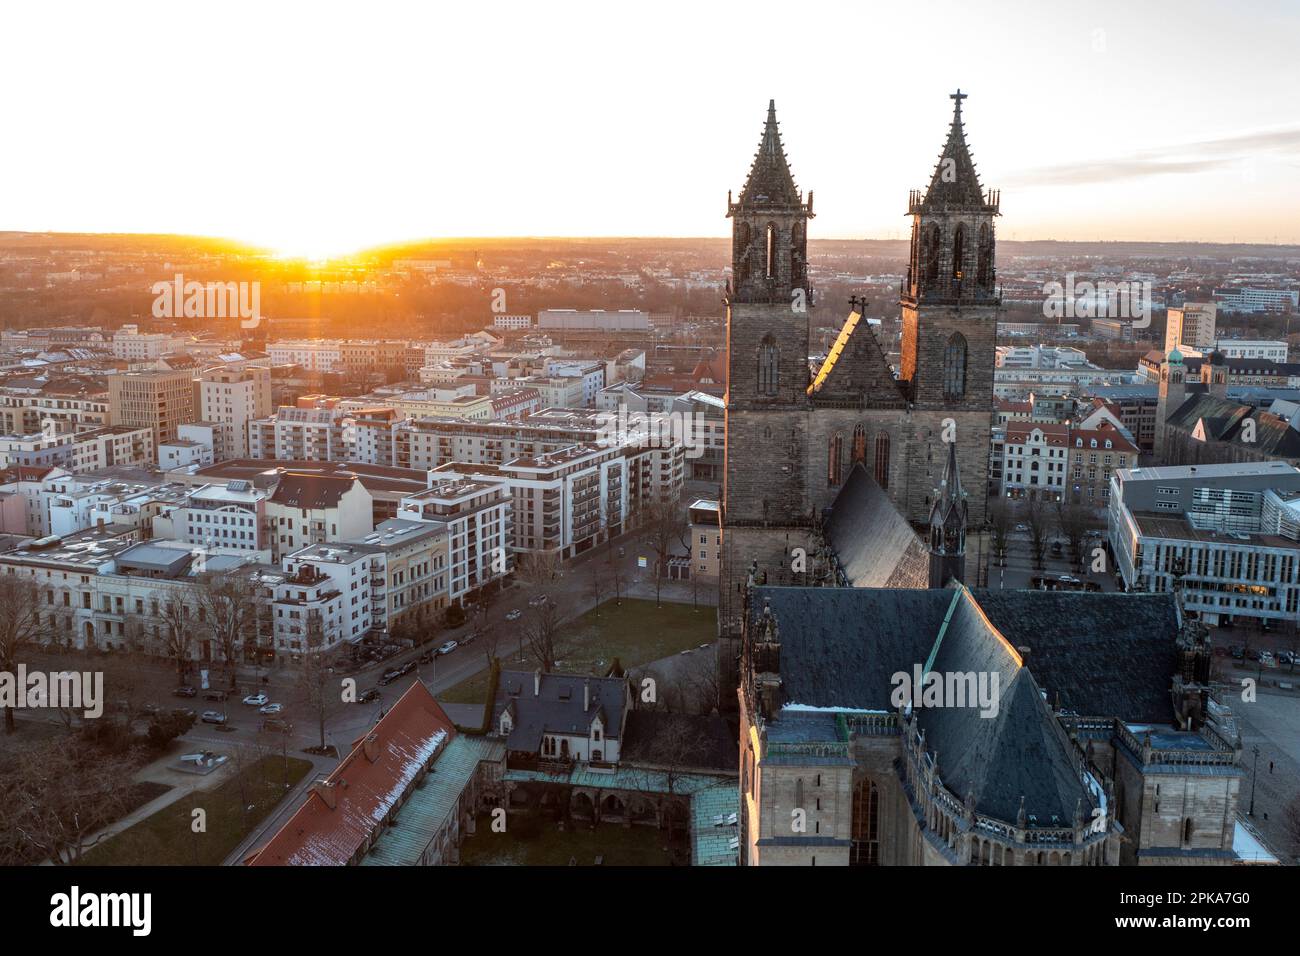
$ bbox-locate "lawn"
[459,813,675,866]
[80,755,313,866]
[438,598,715,705]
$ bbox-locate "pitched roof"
[246,682,456,866]
[1165,393,1300,458]
[824,464,930,588]
[268,471,359,509]
[921,91,988,207]
[736,100,803,207]
[492,671,629,752]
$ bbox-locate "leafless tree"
[1054,498,1091,572]
[297,614,343,752]
[609,551,627,607]
[1024,495,1049,572]
[0,575,45,734]
[987,497,1011,568]
[0,738,138,865]
[153,586,199,682]
[642,499,686,607]
[523,598,561,673]
[515,550,561,592]
[196,571,259,690]
[587,562,606,618]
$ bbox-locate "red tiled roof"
[246,682,456,866]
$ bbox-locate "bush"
[144,713,196,750]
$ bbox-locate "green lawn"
[80,755,313,866]
[459,813,675,866]
[439,598,715,705]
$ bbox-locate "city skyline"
[3,0,1299,257]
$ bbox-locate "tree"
[153,586,199,682]
[0,575,45,734]
[298,613,342,752]
[523,598,561,673]
[1024,495,1049,572]
[515,550,561,592]
[587,563,606,618]
[987,497,1011,568]
[609,550,627,607]
[642,499,686,608]
[0,738,138,865]
[196,571,259,690]
[1054,498,1091,573]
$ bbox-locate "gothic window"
[790,222,805,286]
[851,778,880,866]
[951,225,965,282]
[736,222,751,285]
[827,432,844,487]
[765,223,777,279]
[873,433,890,490]
[851,424,866,464]
[924,225,941,289]
[757,335,779,396]
[976,223,992,287]
[942,332,967,400]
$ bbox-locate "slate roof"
[753,585,1180,824]
[621,711,740,772]
[824,464,930,589]
[492,671,629,753]
[1164,393,1300,458]
[268,471,359,509]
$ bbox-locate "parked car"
[258,702,283,715]
[506,609,522,621]
[201,710,228,725]
[1213,645,1229,657]
[137,702,162,717]
[172,685,197,698]
[170,708,197,719]
[417,651,434,664]
[242,693,269,707]
[460,632,477,646]
[203,690,228,702]
[528,594,549,608]
[1229,645,1245,660]
[358,689,381,704]
[260,717,293,734]
[437,640,459,656]
[1259,651,1276,667]
[1015,524,1028,532]
[378,670,401,686]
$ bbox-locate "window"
[757,335,779,396]
[851,424,866,464]
[951,225,965,281]
[765,224,776,279]
[828,433,844,487]
[873,433,890,490]
[942,333,968,400]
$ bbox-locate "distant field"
[439,598,714,706]
[81,756,312,866]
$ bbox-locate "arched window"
[976,223,992,287]
[765,224,777,279]
[791,222,805,286]
[851,424,866,464]
[924,226,941,288]
[828,432,844,487]
[736,222,751,285]
[942,332,967,400]
[757,335,779,396]
[951,224,965,281]
[873,433,890,489]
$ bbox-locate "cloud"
[1005,125,1300,187]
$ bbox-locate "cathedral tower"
[724,101,816,531]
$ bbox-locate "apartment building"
[0,425,153,474]
[169,479,269,555]
[111,324,181,361]
[107,369,198,451]
[1165,302,1218,354]
[0,378,109,435]
[1000,422,1069,501]
[1109,460,1300,627]
[274,544,375,651]
[349,518,451,631]
[199,364,273,459]
[1065,421,1140,506]
[398,478,512,604]
[266,472,375,560]
[267,340,344,372]
[688,498,721,579]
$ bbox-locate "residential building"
[1165,302,1218,354]
[107,368,198,451]
[398,477,512,604]
[199,364,273,459]
[266,472,375,560]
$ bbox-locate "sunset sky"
[3,0,1299,256]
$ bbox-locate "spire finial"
[950,88,967,113]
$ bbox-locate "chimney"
[533,669,541,697]
[362,732,379,762]
[583,679,590,712]
[312,780,338,810]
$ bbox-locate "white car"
[437,640,459,656]
[506,609,522,621]
[258,702,283,715]
[242,693,268,707]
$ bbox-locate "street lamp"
[1249,744,1260,817]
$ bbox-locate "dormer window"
[1090,439,1097,448]
[593,727,601,741]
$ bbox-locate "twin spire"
[736,99,805,207]
[921,89,988,207]
[929,439,968,546]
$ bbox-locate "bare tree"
[1024,495,1049,573]
[0,576,45,734]
[1054,498,1091,573]
[0,738,138,864]
[515,550,561,592]
[609,551,627,607]
[196,571,258,690]
[523,598,561,673]
[297,613,343,752]
[153,586,199,683]
[587,563,606,617]
[642,499,686,607]
[987,497,1011,568]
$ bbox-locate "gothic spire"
[930,439,968,542]
[922,89,987,207]
[737,100,803,207]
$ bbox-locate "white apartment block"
[0,425,153,474]
[398,478,512,604]
[265,472,375,561]
[0,386,109,435]
[1000,422,1069,501]
[199,364,273,459]
[111,324,182,361]
[274,544,376,651]
[267,340,344,372]
[1213,288,1300,314]
[1164,302,1218,354]
[348,518,451,630]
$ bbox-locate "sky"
[2,0,1299,257]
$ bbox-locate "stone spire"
[921,89,987,208]
[928,440,968,587]
[736,100,805,208]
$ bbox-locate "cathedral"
[720,93,998,631]
[721,96,1261,867]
